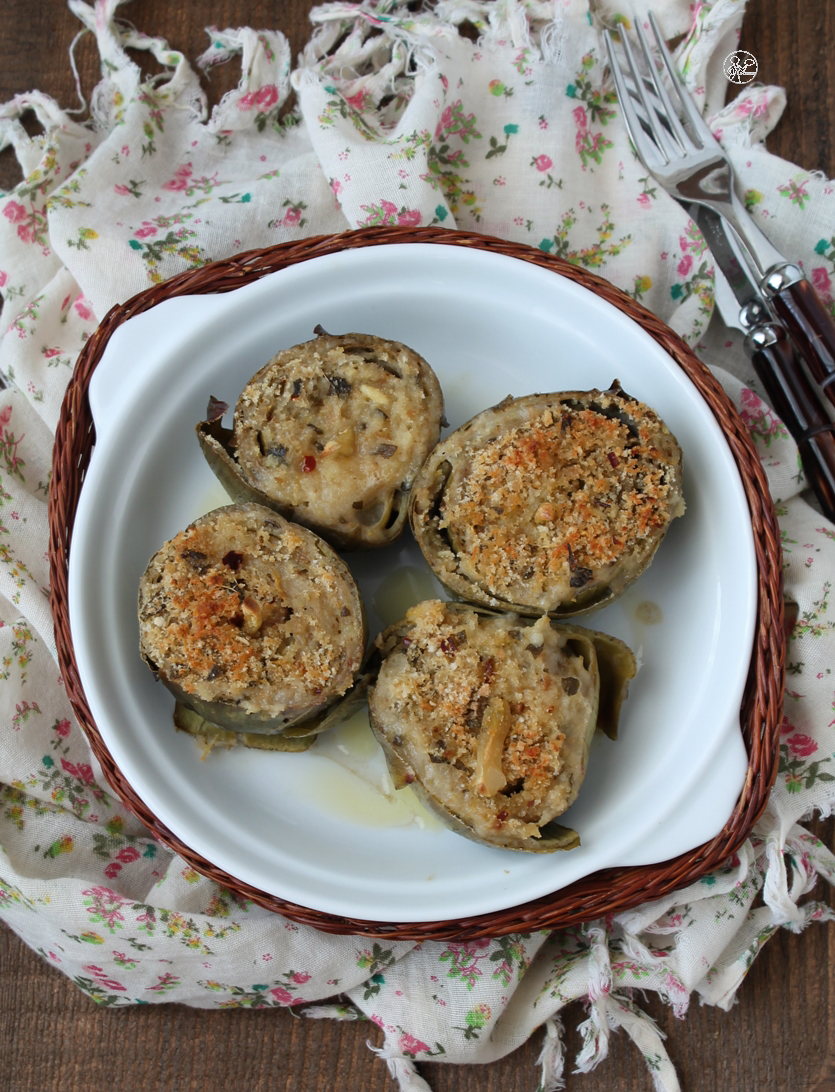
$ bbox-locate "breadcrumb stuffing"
[233,333,443,537]
[370,602,595,844]
[442,396,679,605]
[138,505,364,717]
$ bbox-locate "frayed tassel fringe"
[368,1040,434,1092]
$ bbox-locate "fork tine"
[632,17,692,151]
[647,11,716,150]
[617,25,682,164]
[603,31,666,169]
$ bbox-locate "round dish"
[58,230,769,933]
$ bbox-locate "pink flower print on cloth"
[199,27,291,132]
[163,163,194,191]
[0,6,834,1092]
[3,200,27,225]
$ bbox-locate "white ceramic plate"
[68,242,755,923]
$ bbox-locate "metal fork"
[604,13,784,280]
[605,13,835,410]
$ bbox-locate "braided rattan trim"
[48,226,785,940]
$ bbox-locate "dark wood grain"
[1,3,834,1090]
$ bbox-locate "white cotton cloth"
[1,3,834,1090]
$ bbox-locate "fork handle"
[764,265,835,410]
[747,322,835,523]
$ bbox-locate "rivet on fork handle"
[763,267,835,408]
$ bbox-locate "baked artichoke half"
[410,384,685,616]
[367,600,637,852]
[197,329,444,550]
[138,502,367,749]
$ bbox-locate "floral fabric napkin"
[1,1,834,1089]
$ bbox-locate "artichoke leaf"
[173,701,314,752]
[160,674,339,736]
[395,768,582,853]
[551,623,636,741]
[196,413,292,515]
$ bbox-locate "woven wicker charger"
[49,226,785,941]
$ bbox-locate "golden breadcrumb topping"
[441,400,678,603]
[138,507,362,715]
[372,601,594,840]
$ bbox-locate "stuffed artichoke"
[197,329,444,550]
[138,502,367,749]
[410,384,685,616]
[367,600,637,852]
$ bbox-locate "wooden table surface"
[1,2,833,1090]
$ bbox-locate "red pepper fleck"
[302,455,317,473]
[607,451,619,468]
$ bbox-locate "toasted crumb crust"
[369,601,597,845]
[232,332,443,545]
[411,388,684,614]
[138,504,365,719]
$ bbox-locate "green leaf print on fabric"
[485,123,518,159]
[395,1031,446,1059]
[744,187,764,212]
[128,213,210,283]
[737,386,790,447]
[423,100,484,220]
[778,176,811,209]
[356,942,395,976]
[538,204,631,268]
[488,79,514,98]
[439,940,493,990]
[489,934,531,986]
[791,583,835,639]
[566,50,617,171]
[267,198,307,228]
[453,1002,492,1040]
[161,162,230,197]
[779,716,835,793]
[630,274,653,302]
[71,975,127,1006]
[139,89,166,157]
[43,834,74,858]
[810,238,835,318]
[2,199,50,250]
[0,619,36,682]
[65,227,99,251]
[199,974,311,1007]
[358,200,422,227]
[7,294,45,340]
[318,87,381,141]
